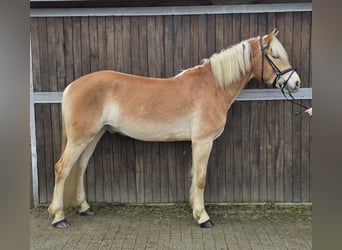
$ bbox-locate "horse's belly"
[109,118,192,142]
[103,99,194,141]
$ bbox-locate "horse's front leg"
[189,139,214,228]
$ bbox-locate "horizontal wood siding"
[31,11,312,204]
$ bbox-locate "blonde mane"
[210,40,252,88]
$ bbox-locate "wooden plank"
[94,138,104,202]
[31,18,42,92]
[63,17,74,86]
[183,142,192,202]
[257,13,268,201]
[35,104,47,203]
[42,104,54,203]
[231,13,242,202]
[46,19,61,193]
[300,100,311,202]
[131,16,140,75]
[275,13,285,202]
[266,100,276,202]
[215,14,226,203]
[155,16,165,77]
[135,140,144,203]
[111,133,124,203]
[72,17,82,79]
[300,12,311,201]
[38,17,55,203]
[223,14,233,48]
[118,135,128,203]
[105,16,115,70]
[138,16,148,76]
[232,103,242,202]
[38,18,49,92]
[143,142,153,203]
[292,12,302,202]
[80,17,90,74]
[114,16,123,72]
[126,138,137,203]
[101,133,113,202]
[98,17,107,71]
[164,15,173,77]
[151,142,161,202]
[89,17,99,71]
[283,12,294,202]
[46,18,57,92]
[159,143,169,202]
[266,13,276,201]
[198,14,207,62]
[147,16,157,77]
[190,15,199,66]
[249,13,260,202]
[225,111,234,202]
[168,142,177,202]
[240,13,251,202]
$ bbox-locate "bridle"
[259,36,309,113]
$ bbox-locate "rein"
[259,37,309,115]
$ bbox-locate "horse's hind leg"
[76,129,106,215]
[190,140,214,228]
[48,141,87,227]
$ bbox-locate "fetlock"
[78,200,90,213]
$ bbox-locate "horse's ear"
[271,28,279,37]
[263,28,279,45]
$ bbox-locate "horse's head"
[254,28,301,93]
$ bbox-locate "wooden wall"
[31,11,312,204]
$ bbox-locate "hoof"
[52,219,69,228]
[79,208,94,216]
[199,219,214,228]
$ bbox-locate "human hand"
[305,107,312,117]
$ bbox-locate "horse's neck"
[177,61,253,111]
[201,61,253,110]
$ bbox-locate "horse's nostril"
[295,80,300,88]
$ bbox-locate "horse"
[48,28,301,228]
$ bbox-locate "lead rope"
[280,88,310,116]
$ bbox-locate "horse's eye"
[272,55,280,59]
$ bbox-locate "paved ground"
[30,204,312,249]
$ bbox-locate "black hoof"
[199,219,214,228]
[52,219,69,228]
[79,208,94,216]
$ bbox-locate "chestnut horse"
[48,29,301,228]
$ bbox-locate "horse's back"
[61,70,197,141]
